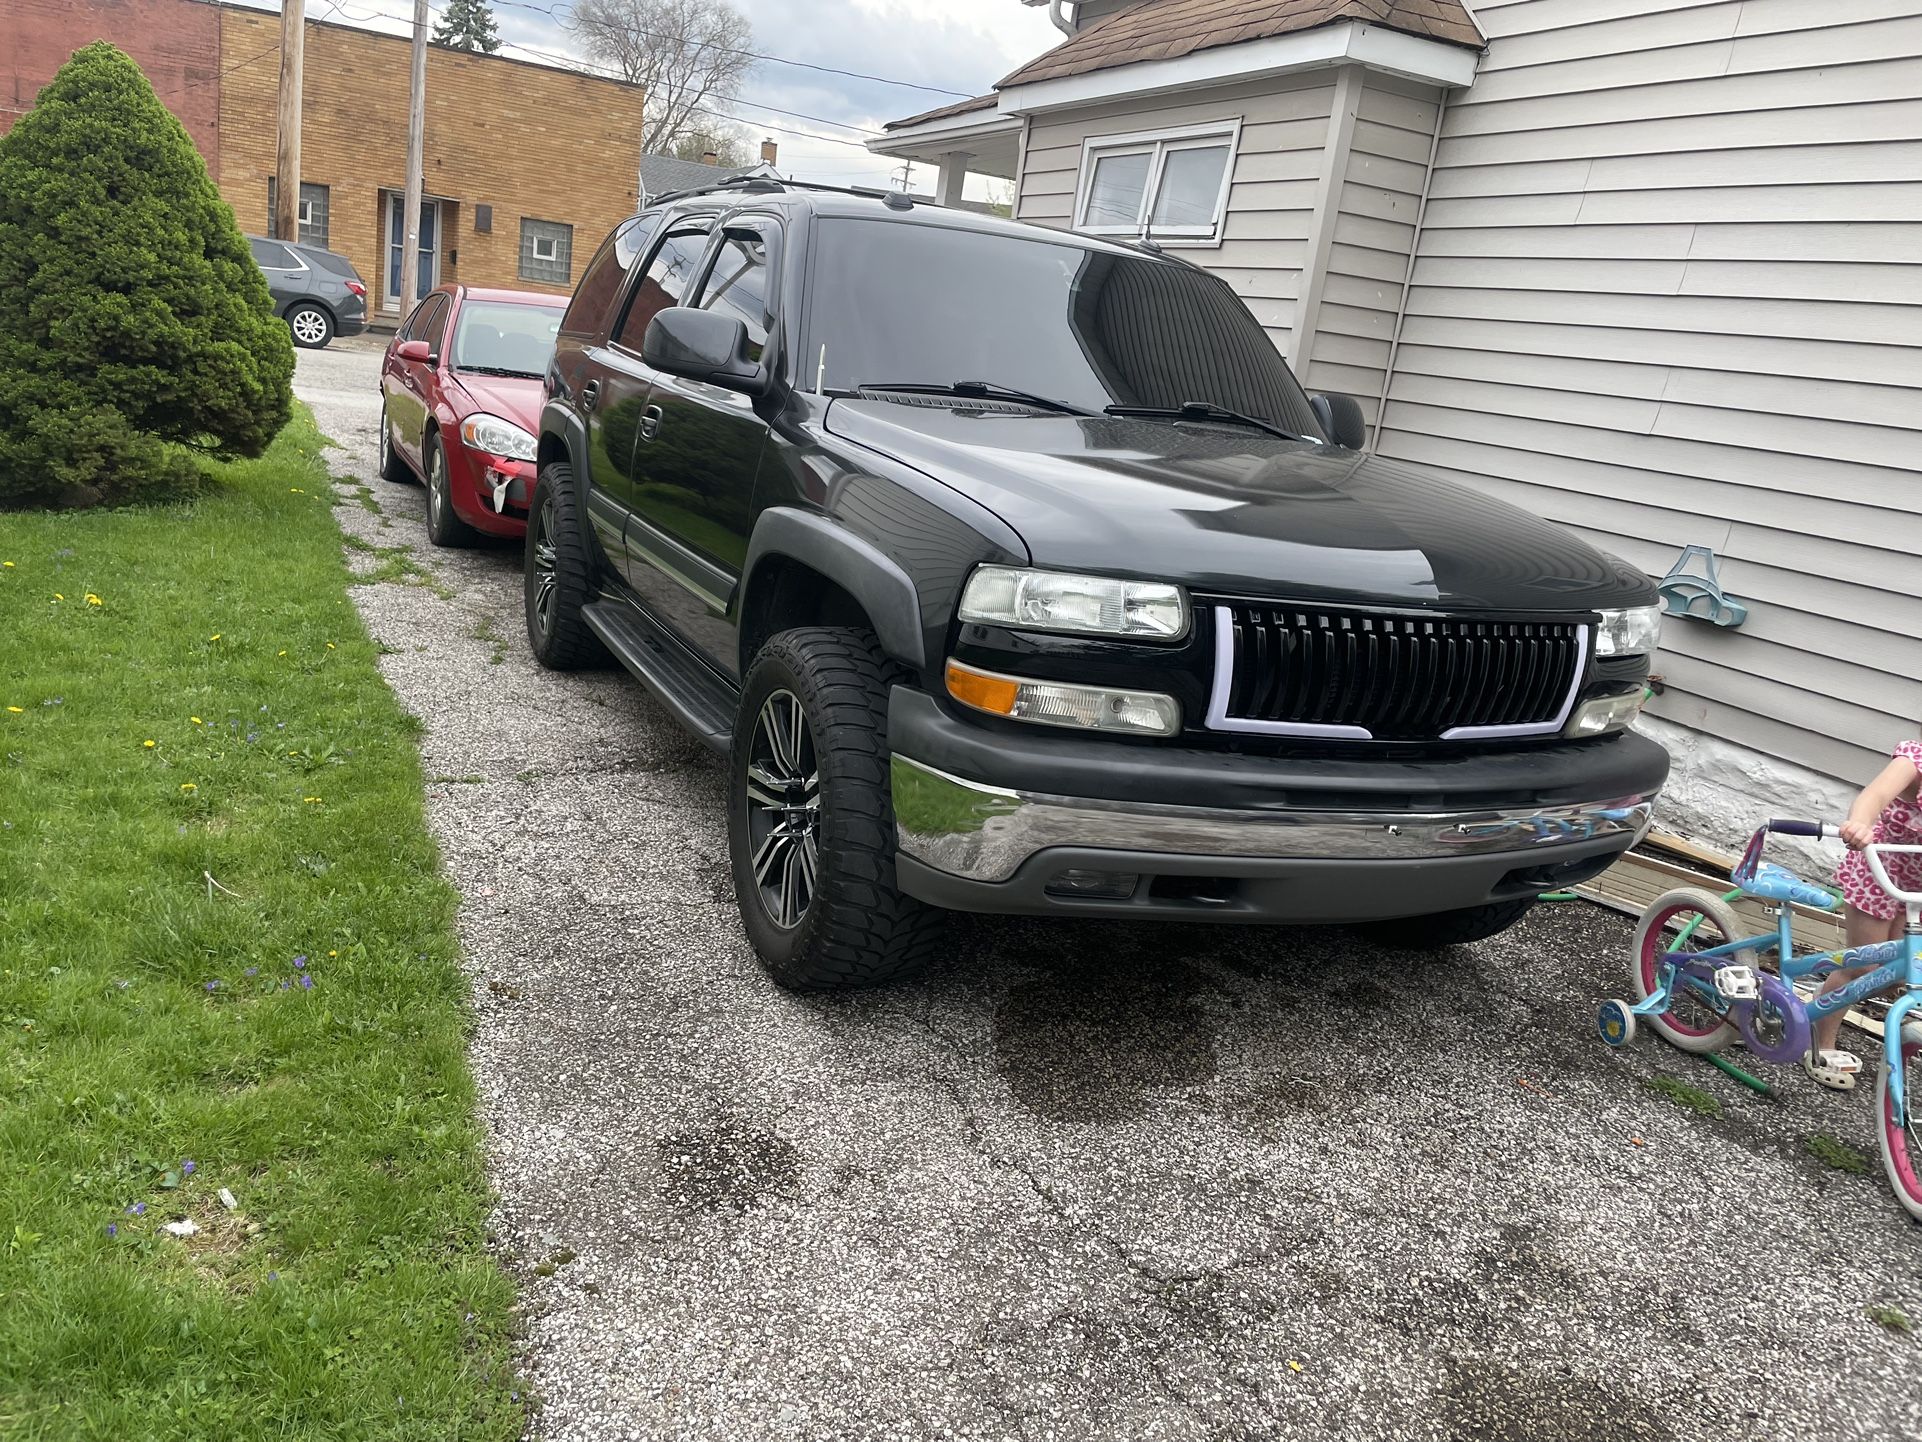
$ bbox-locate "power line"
[480,0,974,97]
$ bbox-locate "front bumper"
[887,687,1666,923]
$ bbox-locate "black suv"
[527,180,1669,990]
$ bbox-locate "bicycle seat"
[1737,860,1838,910]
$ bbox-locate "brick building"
[3,0,646,315]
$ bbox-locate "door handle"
[638,404,664,441]
[580,379,601,412]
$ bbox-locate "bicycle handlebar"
[1766,819,1840,839]
[1864,844,1922,906]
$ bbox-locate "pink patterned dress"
[1836,740,1922,920]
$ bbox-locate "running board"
[582,598,734,753]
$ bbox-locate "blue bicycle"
[1597,819,1922,1222]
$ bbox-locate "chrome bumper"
[891,754,1655,885]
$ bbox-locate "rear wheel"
[424,432,478,548]
[1357,897,1537,950]
[523,465,607,670]
[728,627,943,991]
[1875,1023,1922,1223]
[1631,888,1743,1054]
[287,302,333,349]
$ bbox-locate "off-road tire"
[1357,897,1538,950]
[376,401,412,483]
[524,465,608,670]
[424,433,478,548]
[729,627,944,990]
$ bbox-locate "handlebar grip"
[1765,819,1826,837]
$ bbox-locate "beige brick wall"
[217,4,645,313]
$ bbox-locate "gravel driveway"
[297,338,1922,1442]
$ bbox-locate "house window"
[266,179,330,248]
[519,218,573,284]
[1074,122,1239,245]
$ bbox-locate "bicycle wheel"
[1875,1022,1922,1224]
[1630,889,1744,1054]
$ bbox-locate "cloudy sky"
[277,0,1066,199]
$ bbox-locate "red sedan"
[377,285,566,545]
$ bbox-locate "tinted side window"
[561,215,659,337]
[697,224,776,362]
[249,238,297,269]
[615,226,709,350]
[416,296,451,355]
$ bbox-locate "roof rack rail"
[647,175,922,208]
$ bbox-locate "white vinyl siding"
[1016,74,1337,355]
[1374,0,1922,785]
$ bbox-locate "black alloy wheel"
[742,689,821,930]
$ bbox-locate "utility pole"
[402,0,429,311]
[273,0,304,243]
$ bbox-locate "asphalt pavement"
[297,337,1922,1442]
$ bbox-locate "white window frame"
[296,196,315,229]
[1072,119,1242,248]
[531,232,560,263]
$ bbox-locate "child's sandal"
[1801,1049,1862,1092]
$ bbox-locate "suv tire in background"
[728,628,943,991]
[523,467,608,670]
[286,301,334,349]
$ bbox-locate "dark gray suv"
[246,236,369,349]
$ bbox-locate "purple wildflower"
[243,967,258,978]
[297,973,314,991]
[280,980,290,990]
[106,1223,117,1238]
[204,980,219,992]
[128,1202,145,1216]
[181,1160,196,1176]
[292,954,307,969]
[267,1270,279,1283]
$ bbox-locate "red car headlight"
[459,413,536,462]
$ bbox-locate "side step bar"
[582,597,735,753]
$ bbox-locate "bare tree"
[568,0,754,156]
[669,125,753,168]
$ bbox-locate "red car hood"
[448,371,543,430]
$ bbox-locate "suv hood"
[823,402,1653,612]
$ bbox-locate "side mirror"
[642,306,766,394]
[1310,392,1366,451]
[396,339,432,364]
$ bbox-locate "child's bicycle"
[1596,819,1922,1222]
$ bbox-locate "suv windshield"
[805,217,1322,438]
[452,300,564,377]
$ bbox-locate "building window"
[266,179,330,248]
[519,218,573,284]
[1074,122,1240,246]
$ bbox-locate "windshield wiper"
[857,379,1092,417]
[457,364,544,379]
[1103,401,1308,444]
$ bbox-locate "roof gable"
[637,153,774,199]
[1000,0,1483,89]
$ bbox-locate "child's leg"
[1810,905,1902,1055]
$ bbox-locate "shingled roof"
[884,94,1000,131]
[999,0,1484,89]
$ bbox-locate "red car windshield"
[452,301,564,378]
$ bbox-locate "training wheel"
[1597,998,1638,1048]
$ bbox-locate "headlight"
[1564,690,1646,738]
[459,413,536,462]
[959,566,1188,640]
[1594,604,1663,657]
[946,660,1180,737]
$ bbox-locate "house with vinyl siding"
[872,0,1922,854]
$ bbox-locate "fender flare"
[539,399,592,505]
[740,508,925,671]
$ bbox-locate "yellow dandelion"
[209,633,222,641]
[85,593,102,606]
[325,643,336,650]
[303,796,323,805]
[290,488,305,495]
[180,782,197,794]
[5,706,22,714]
[327,949,338,957]
[190,716,203,725]
[52,592,64,601]
[277,650,288,657]
[143,740,156,749]
[2,560,13,568]
[1287,1361,1303,1374]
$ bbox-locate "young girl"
[1804,735,1922,1090]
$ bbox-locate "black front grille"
[1216,602,1583,741]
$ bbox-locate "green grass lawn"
[0,412,521,1440]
